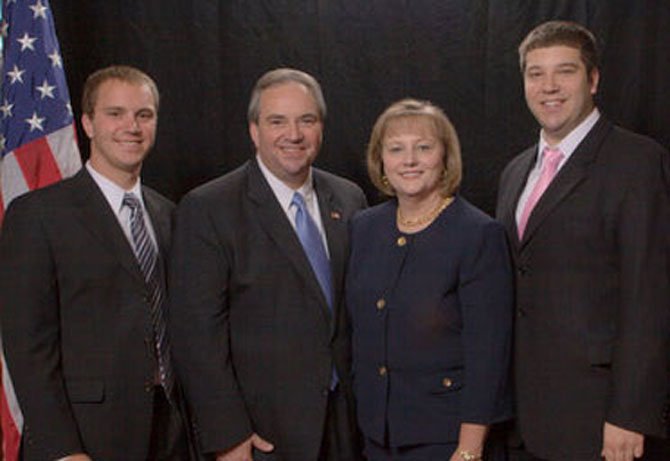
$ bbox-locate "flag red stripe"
[0,366,20,461]
[14,137,63,190]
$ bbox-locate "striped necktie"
[123,193,174,398]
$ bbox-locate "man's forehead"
[526,45,582,62]
[259,83,317,109]
[95,80,156,108]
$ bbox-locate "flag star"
[0,21,8,38]
[25,112,46,132]
[66,102,73,116]
[7,65,25,84]
[36,79,56,99]
[0,99,14,118]
[0,135,6,152]
[29,0,49,19]
[17,32,37,52]
[48,50,63,68]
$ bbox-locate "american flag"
[0,0,81,459]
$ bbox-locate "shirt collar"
[537,108,600,165]
[255,154,315,212]
[86,161,144,214]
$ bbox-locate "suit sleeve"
[458,220,514,424]
[0,198,83,458]
[606,146,670,435]
[168,192,252,454]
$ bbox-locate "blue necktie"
[292,192,338,389]
[291,192,333,310]
[123,193,174,398]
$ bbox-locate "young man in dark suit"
[169,68,367,461]
[0,65,191,460]
[496,21,670,461]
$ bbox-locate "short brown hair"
[81,65,159,116]
[519,20,599,76]
[247,68,326,123]
[366,98,462,197]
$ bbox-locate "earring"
[381,175,390,187]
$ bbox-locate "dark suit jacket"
[169,159,367,460]
[346,196,514,447]
[0,169,175,460]
[496,117,670,460]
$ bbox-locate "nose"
[286,121,303,141]
[124,115,141,133]
[403,148,419,165]
[541,73,559,93]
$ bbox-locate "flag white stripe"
[47,124,81,178]
[0,152,30,210]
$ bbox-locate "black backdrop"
[51,0,670,214]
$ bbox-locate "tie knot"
[291,192,307,211]
[123,193,141,211]
[543,147,564,166]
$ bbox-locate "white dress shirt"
[256,155,330,256]
[86,161,158,249]
[515,108,601,224]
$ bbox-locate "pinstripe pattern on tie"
[123,193,174,398]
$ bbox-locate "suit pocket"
[588,342,612,369]
[66,379,105,403]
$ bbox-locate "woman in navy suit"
[347,99,513,461]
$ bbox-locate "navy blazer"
[346,196,513,447]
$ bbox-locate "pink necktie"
[517,147,564,239]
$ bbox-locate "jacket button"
[517,308,526,318]
[376,298,386,310]
[442,377,453,388]
[378,366,387,376]
[396,236,407,247]
[517,266,528,275]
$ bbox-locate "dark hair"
[519,20,599,77]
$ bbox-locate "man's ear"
[249,122,259,149]
[589,68,600,95]
[82,113,94,139]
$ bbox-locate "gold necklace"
[397,196,454,228]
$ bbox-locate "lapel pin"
[330,211,341,220]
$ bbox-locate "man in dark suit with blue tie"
[0,66,192,460]
[169,68,367,461]
[496,21,670,461]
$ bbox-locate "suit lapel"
[143,188,171,261]
[520,117,613,247]
[246,160,332,324]
[500,146,537,248]
[70,169,145,284]
[314,170,348,335]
